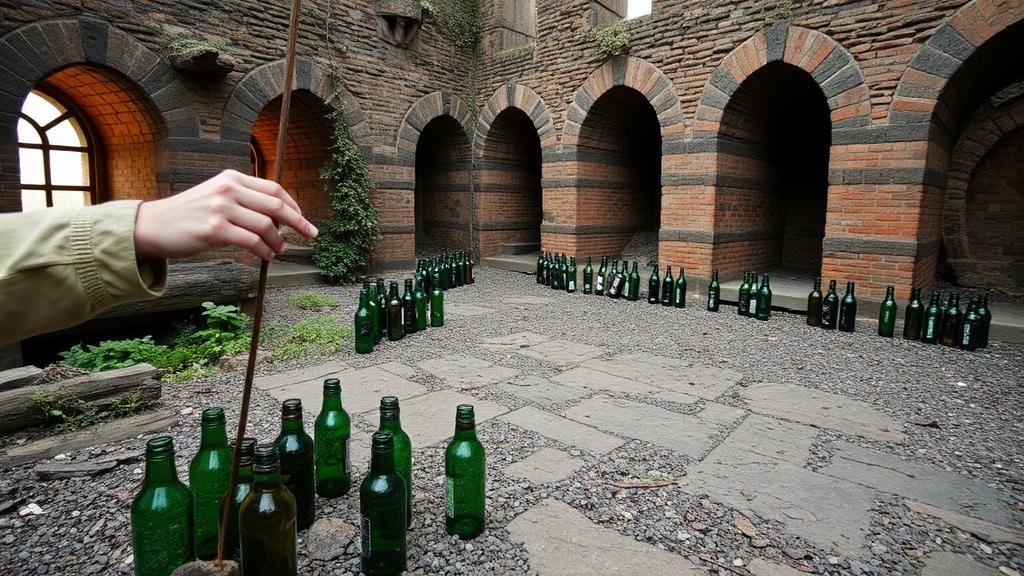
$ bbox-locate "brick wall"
[415,115,472,254]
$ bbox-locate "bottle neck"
[237,462,254,484]
[280,417,304,435]
[370,448,396,474]
[199,424,228,450]
[253,468,283,490]
[322,392,342,412]
[144,455,180,486]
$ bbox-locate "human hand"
[133,169,318,261]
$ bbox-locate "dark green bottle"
[806,278,822,326]
[607,261,624,299]
[606,260,618,297]
[402,279,416,334]
[738,272,751,316]
[367,283,382,344]
[921,292,941,344]
[960,297,981,351]
[582,257,593,294]
[360,432,407,576]
[414,276,428,331]
[661,265,674,307]
[595,256,607,296]
[674,267,687,308]
[240,444,297,576]
[821,279,838,329]
[648,265,660,304]
[838,282,857,332]
[627,261,640,301]
[748,274,761,318]
[355,287,374,354]
[536,253,544,284]
[707,269,720,312]
[550,254,562,290]
[878,286,897,337]
[387,281,403,341]
[542,253,552,286]
[430,272,444,327]
[445,405,485,539]
[455,253,465,287]
[376,278,388,340]
[466,252,475,284]
[315,379,351,498]
[939,293,961,347]
[131,437,193,576]
[188,407,231,560]
[567,256,577,293]
[903,287,923,340]
[378,396,412,527]
[224,437,257,563]
[275,399,315,531]
[755,274,772,321]
[450,253,459,288]
[976,294,992,348]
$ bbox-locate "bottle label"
[445,476,455,519]
[708,295,716,308]
[596,277,604,291]
[361,515,371,555]
[749,299,757,315]
[926,319,935,338]
[962,325,971,345]
[568,281,575,291]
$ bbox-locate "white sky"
[628,0,653,18]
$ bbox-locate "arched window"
[18,90,95,212]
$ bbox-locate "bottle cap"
[200,407,226,427]
[236,437,257,465]
[380,395,400,418]
[371,431,395,453]
[455,404,476,429]
[281,398,303,420]
[253,444,280,472]
[323,378,341,395]
[145,436,175,457]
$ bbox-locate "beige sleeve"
[0,200,167,345]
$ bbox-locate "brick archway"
[396,91,474,166]
[474,83,556,153]
[0,18,198,211]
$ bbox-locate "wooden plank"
[0,366,41,392]
[0,409,179,469]
[34,460,118,480]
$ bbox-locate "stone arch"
[396,90,474,166]
[0,17,198,211]
[561,55,683,152]
[220,57,370,151]
[474,83,555,153]
[693,23,871,138]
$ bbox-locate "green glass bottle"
[535,253,544,284]
[355,287,374,354]
[627,261,641,301]
[648,264,660,304]
[878,286,897,337]
[921,292,941,344]
[131,436,193,576]
[806,278,822,326]
[595,256,607,296]
[939,292,961,347]
[606,260,618,297]
[445,405,485,539]
[377,396,412,527]
[661,265,674,307]
[367,283,382,344]
[976,294,992,348]
[466,252,475,285]
[542,253,551,286]
[240,444,298,576]
[748,274,761,318]
[387,281,403,341]
[224,437,257,563]
[707,269,720,312]
[550,254,561,290]
[755,274,772,321]
[360,432,407,576]
[738,272,751,317]
[821,279,839,329]
[960,297,981,351]
[430,272,444,327]
[315,378,351,498]
[275,399,315,531]
[582,257,594,294]
[903,287,923,340]
[455,252,465,287]
[414,276,428,331]
[607,260,624,299]
[402,279,416,335]
[838,282,857,332]
[376,278,388,339]
[188,407,231,560]
[567,256,578,293]
[673,267,687,308]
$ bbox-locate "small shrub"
[60,336,169,372]
[32,390,151,432]
[163,363,219,383]
[582,21,630,58]
[288,291,341,311]
[265,315,352,361]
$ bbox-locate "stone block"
[417,354,518,387]
[505,447,585,483]
[500,406,623,454]
[496,374,590,405]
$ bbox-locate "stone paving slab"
[564,396,745,458]
[254,360,351,391]
[505,447,586,483]
[722,415,817,466]
[920,551,1001,576]
[417,354,518,388]
[508,499,706,576]
[446,304,495,316]
[378,361,419,379]
[739,383,905,442]
[516,339,607,366]
[587,352,742,400]
[479,331,552,350]
[822,442,1021,528]
[683,420,876,557]
[500,406,624,454]
[496,374,590,405]
[264,365,427,416]
[358,389,509,447]
[552,366,701,405]
[904,499,1024,544]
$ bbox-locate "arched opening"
[478,108,542,258]
[933,20,1024,294]
[716,61,831,279]
[415,115,472,256]
[577,85,661,265]
[251,90,331,240]
[19,64,164,210]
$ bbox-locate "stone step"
[500,242,540,255]
[266,260,325,287]
[481,254,537,274]
[276,243,314,266]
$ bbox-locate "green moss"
[421,0,482,48]
[288,291,342,311]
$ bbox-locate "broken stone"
[306,517,357,561]
[734,514,758,538]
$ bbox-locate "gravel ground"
[1,267,1022,576]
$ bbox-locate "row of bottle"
[805,279,993,349]
[536,253,700,307]
[355,276,443,354]
[130,383,486,576]
[419,252,475,293]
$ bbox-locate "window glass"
[18,149,45,185]
[18,90,93,210]
[48,119,86,147]
[20,190,47,212]
[49,151,90,186]
[17,118,41,144]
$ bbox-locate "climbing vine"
[421,0,483,48]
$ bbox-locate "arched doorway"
[717,61,831,278]
[576,85,661,266]
[415,115,472,256]
[478,107,542,258]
